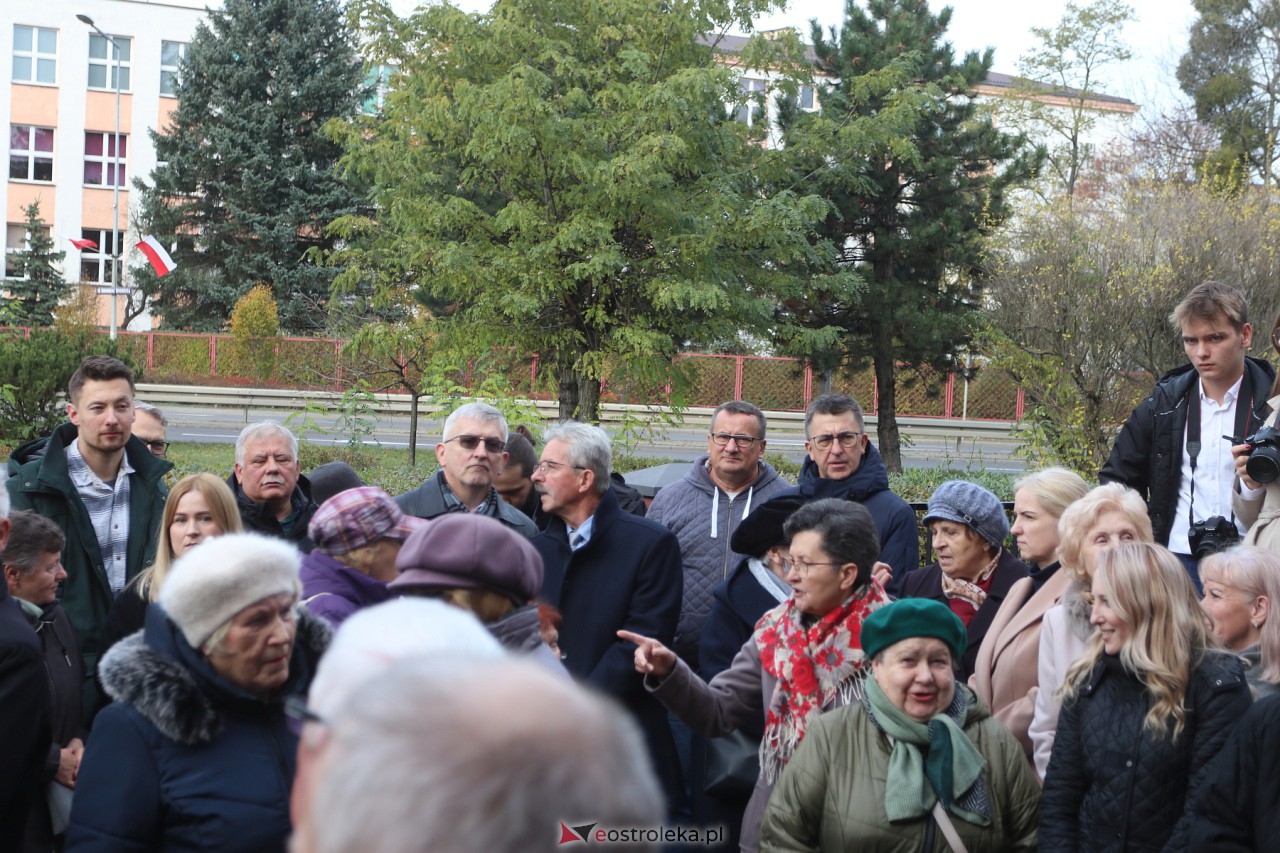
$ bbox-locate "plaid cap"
[309,486,425,556]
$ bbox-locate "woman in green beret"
[760,598,1041,852]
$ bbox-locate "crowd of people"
[1,277,1280,852]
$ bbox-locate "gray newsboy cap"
[922,480,1008,551]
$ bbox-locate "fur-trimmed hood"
[99,604,330,745]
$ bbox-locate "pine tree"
[133,0,365,332]
[4,200,68,327]
[777,0,1039,471]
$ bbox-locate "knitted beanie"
[159,532,302,649]
[922,480,1009,550]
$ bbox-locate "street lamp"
[76,13,124,340]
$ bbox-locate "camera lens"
[1247,446,1280,484]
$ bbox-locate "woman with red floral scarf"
[620,498,888,853]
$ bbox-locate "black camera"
[1189,515,1241,561]
[1235,425,1280,485]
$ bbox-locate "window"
[9,125,54,182]
[5,225,26,279]
[13,25,57,84]
[88,33,131,91]
[84,132,128,187]
[4,223,51,279]
[160,41,187,96]
[79,229,123,285]
[799,85,816,112]
[736,77,767,127]
[362,63,398,114]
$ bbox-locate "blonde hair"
[1057,483,1153,581]
[1062,542,1218,741]
[1012,467,1089,521]
[1201,545,1280,685]
[140,473,243,602]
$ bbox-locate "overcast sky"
[387,0,1199,117]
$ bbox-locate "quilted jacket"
[759,686,1040,852]
[1039,651,1251,852]
[1188,692,1280,851]
[646,456,789,666]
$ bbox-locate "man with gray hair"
[229,422,317,549]
[531,421,685,814]
[396,402,537,538]
[292,657,666,853]
[0,487,54,847]
[132,402,169,458]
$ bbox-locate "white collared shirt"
[1169,375,1252,553]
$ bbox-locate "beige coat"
[969,567,1073,761]
[1234,395,1280,555]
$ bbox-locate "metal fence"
[25,328,1047,420]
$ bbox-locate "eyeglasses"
[781,556,842,575]
[808,431,862,451]
[443,434,506,454]
[710,432,761,448]
[535,460,586,474]
[142,439,169,453]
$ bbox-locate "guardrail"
[136,383,1022,445]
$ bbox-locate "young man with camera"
[1100,282,1276,588]
[1231,311,1280,554]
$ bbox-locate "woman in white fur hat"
[66,532,329,851]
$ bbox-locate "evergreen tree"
[777,0,1038,471]
[3,201,68,327]
[133,0,365,332]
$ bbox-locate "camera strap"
[1185,369,1256,528]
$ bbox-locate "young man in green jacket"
[6,356,171,714]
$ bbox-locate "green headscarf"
[864,676,991,826]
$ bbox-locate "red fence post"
[1015,387,1025,421]
[734,356,745,400]
[209,335,218,377]
[944,372,955,418]
[146,332,155,372]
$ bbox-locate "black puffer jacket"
[1188,692,1280,851]
[1039,651,1251,852]
[1100,358,1275,547]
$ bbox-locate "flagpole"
[76,13,124,341]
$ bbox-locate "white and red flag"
[138,236,177,277]
[68,236,98,251]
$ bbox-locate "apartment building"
[4,0,211,329]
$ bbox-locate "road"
[160,402,1028,473]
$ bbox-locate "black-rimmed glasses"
[808,431,862,451]
[443,434,506,454]
[710,432,761,448]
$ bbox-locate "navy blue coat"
[782,446,919,593]
[534,489,684,803]
[66,605,328,852]
[0,586,50,853]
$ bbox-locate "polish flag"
[138,236,177,277]
[68,237,98,251]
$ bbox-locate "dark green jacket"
[6,423,171,713]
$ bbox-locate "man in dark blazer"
[0,491,52,851]
[531,421,685,815]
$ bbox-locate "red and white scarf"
[754,581,887,782]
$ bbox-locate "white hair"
[134,401,168,426]
[303,657,665,853]
[306,599,505,719]
[543,421,612,495]
[442,403,508,443]
[235,421,299,465]
[0,486,8,520]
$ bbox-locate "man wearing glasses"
[396,402,538,539]
[132,402,169,458]
[785,394,919,593]
[647,400,790,671]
